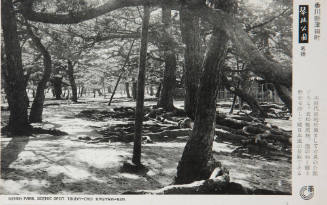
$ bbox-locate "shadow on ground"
[0,98,291,194]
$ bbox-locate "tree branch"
[21,0,176,24]
[246,8,291,32]
[21,0,291,89]
[197,7,292,88]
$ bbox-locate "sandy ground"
[0,97,291,194]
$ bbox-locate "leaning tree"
[2,0,292,185]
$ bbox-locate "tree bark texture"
[180,8,202,120]
[1,0,30,134]
[175,28,228,184]
[157,6,176,111]
[27,23,53,123]
[132,5,150,165]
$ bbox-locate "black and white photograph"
[1,0,293,196]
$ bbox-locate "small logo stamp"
[300,185,314,200]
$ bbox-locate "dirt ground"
[0,97,291,194]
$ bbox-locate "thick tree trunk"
[175,28,228,184]
[132,5,150,166]
[1,0,30,134]
[27,22,52,123]
[67,60,78,102]
[53,77,62,99]
[157,7,176,111]
[125,82,131,98]
[180,8,202,120]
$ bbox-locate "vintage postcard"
[0,0,326,204]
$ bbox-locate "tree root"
[124,166,230,194]
[123,166,291,195]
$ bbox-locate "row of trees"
[2,0,292,184]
